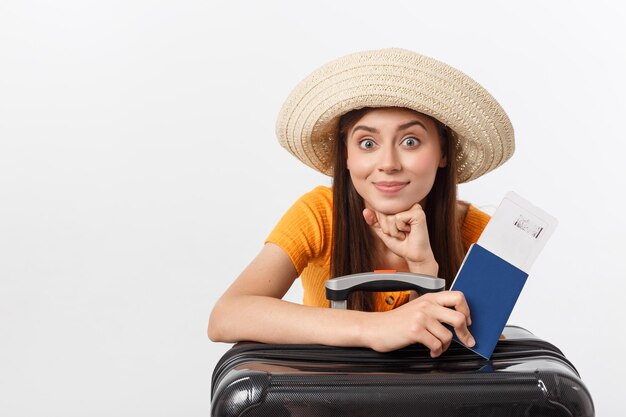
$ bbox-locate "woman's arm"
[208,243,475,356]
[208,243,369,346]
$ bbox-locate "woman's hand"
[362,291,475,357]
[363,203,437,275]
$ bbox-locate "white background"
[1,1,624,415]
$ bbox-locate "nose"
[377,146,401,173]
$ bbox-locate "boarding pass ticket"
[477,192,558,273]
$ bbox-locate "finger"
[366,212,406,249]
[418,331,444,358]
[429,291,472,324]
[378,214,389,234]
[362,209,379,227]
[426,319,454,353]
[426,303,475,347]
[455,325,475,348]
[395,216,411,233]
[385,216,406,240]
[394,204,427,228]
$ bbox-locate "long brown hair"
[330,107,466,311]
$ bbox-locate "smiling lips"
[373,181,409,194]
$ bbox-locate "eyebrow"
[351,120,429,136]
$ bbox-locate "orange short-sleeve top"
[266,186,490,311]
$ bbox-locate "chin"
[366,198,420,215]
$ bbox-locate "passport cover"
[450,243,529,359]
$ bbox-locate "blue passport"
[450,243,529,359]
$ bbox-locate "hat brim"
[276,48,514,183]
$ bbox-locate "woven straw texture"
[275,48,514,183]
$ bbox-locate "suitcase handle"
[325,272,445,309]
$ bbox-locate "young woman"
[208,48,514,358]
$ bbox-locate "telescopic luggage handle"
[325,271,446,309]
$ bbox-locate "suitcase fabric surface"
[211,325,593,417]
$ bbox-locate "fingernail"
[467,336,475,347]
[468,317,472,326]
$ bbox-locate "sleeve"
[265,187,332,276]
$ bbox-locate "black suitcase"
[211,274,594,416]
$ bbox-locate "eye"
[359,139,376,150]
[401,137,420,148]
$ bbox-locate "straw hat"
[275,48,514,183]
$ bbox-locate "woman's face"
[346,107,446,215]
